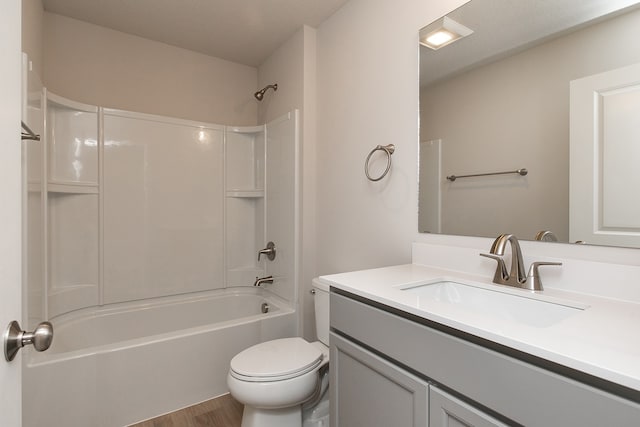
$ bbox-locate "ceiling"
[420,0,640,87]
[42,0,350,67]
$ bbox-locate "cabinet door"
[330,332,428,427]
[430,386,508,427]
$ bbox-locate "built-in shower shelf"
[226,190,264,198]
[227,125,264,134]
[48,182,99,194]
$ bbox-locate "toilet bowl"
[227,279,330,427]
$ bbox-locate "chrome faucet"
[481,234,562,291]
[253,275,274,287]
[481,234,527,286]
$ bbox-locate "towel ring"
[365,144,395,181]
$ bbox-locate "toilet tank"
[312,278,330,345]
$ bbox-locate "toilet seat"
[230,337,323,382]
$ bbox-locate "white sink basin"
[399,279,588,328]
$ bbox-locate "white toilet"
[227,279,330,427]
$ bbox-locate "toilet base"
[241,405,301,427]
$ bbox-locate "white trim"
[47,92,98,113]
[103,107,225,130]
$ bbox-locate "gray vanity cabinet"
[330,330,504,427]
[330,332,429,427]
[330,290,640,426]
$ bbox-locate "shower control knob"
[4,320,54,362]
[258,241,276,261]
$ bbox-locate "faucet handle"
[524,262,562,291]
[480,253,509,284]
[258,242,276,261]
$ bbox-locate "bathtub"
[23,287,296,427]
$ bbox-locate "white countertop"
[320,263,640,392]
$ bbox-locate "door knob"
[4,320,53,362]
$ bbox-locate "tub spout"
[254,276,274,287]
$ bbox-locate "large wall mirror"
[419,0,640,248]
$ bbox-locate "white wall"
[315,0,640,284]
[315,0,468,275]
[257,26,318,338]
[43,13,258,125]
[258,27,303,124]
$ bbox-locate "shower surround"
[23,86,300,426]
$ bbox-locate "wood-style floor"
[130,394,243,427]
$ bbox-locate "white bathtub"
[23,288,296,427]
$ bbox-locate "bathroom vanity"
[323,247,640,426]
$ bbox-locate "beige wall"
[43,13,258,125]
[315,0,468,275]
[22,0,44,77]
[420,8,640,242]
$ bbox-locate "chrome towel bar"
[365,144,395,181]
[446,168,527,182]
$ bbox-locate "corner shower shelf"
[48,181,99,194]
[227,125,264,134]
[226,190,264,198]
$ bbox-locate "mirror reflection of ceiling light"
[420,16,474,50]
[426,31,454,46]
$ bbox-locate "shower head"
[254,84,278,101]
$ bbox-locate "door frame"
[0,2,24,426]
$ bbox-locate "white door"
[1,2,24,426]
[570,62,640,247]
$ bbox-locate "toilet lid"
[230,337,323,381]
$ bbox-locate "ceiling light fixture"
[420,16,474,50]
